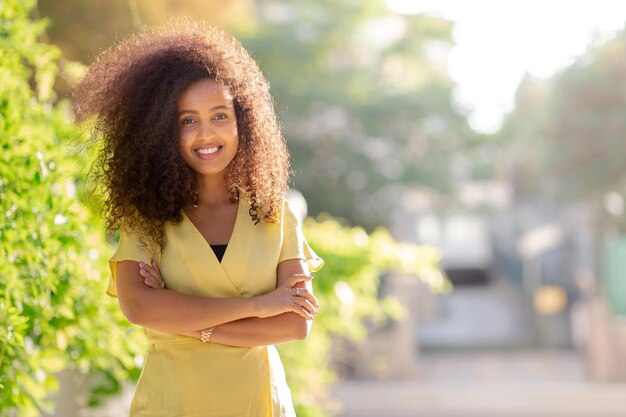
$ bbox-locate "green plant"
[0,1,145,415]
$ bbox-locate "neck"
[195,174,232,208]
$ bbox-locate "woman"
[73,19,323,417]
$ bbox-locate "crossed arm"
[114,258,319,347]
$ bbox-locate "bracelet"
[200,327,214,343]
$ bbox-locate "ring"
[160,281,165,288]
[295,288,301,296]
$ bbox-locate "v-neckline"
[181,197,243,267]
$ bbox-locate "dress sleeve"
[107,227,155,297]
[278,200,324,273]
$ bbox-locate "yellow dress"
[107,198,323,417]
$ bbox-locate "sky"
[387,0,626,133]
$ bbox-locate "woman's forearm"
[116,261,258,333]
[181,313,312,347]
[124,288,258,333]
[116,260,315,335]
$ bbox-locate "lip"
[194,145,223,160]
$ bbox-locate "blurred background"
[2,0,626,416]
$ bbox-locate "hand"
[253,274,319,320]
[138,260,166,289]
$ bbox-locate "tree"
[36,0,254,62]
[498,30,626,202]
[495,74,551,198]
[545,30,626,199]
[240,0,473,227]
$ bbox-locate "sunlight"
[387,0,626,132]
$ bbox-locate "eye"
[181,117,195,125]
[213,113,228,121]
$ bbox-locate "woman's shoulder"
[280,194,307,224]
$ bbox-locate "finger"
[292,303,314,320]
[293,287,319,309]
[139,267,158,283]
[293,297,318,316]
[286,274,313,288]
[147,277,165,289]
[288,303,311,319]
[140,273,160,288]
[140,261,161,278]
[302,289,319,309]
[138,267,164,289]
[140,263,162,282]
[144,279,160,289]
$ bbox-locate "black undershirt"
[210,244,228,263]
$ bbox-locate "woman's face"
[177,78,239,180]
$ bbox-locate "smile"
[197,146,219,155]
[194,146,223,160]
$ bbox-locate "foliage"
[495,74,551,197]
[0,1,145,415]
[36,0,254,62]
[278,215,447,416]
[499,30,626,202]
[544,31,626,198]
[240,0,474,227]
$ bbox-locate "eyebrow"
[178,104,232,115]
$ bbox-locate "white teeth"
[197,146,219,155]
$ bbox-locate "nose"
[198,120,215,140]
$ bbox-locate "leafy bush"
[0,1,145,415]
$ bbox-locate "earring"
[192,190,198,208]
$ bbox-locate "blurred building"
[337,179,626,382]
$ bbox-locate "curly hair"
[72,19,290,249]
